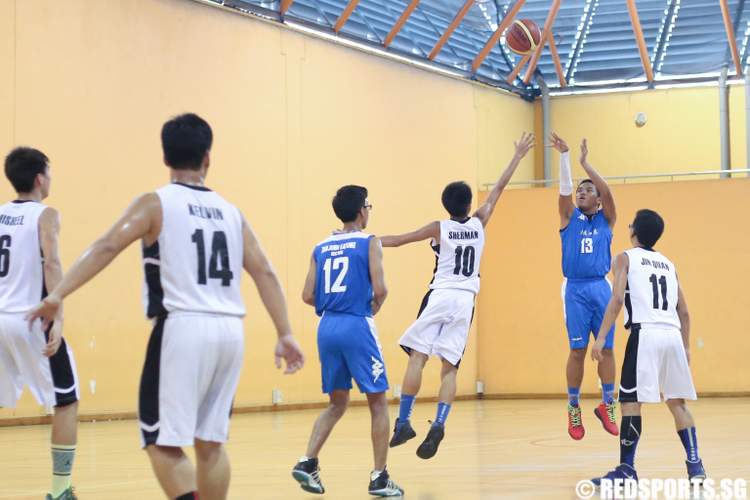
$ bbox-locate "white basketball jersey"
[623,247,680,330]
[429,217,485,294]
[0,200,48,313]
[142,183,245,318]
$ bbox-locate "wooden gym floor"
[0,398,748,499]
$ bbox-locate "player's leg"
[563,280,589,439]
[293,314,351,494]
[667,399,706,480]
[367,391,390,471]
[414,359,456,460]
[417,293,471,460]
[139,316,199,498]
[50,400,78,499]
[395,350,428,428]
[146,445,198,498]
[662,328,704,480]
[591,279,618,435]
[306,389,350,458]
[393,292,444,446]
[348,317,402,496]
[366,391,403,497]
[14,316,79,500]
[593,326,650,485]
[194,439,230,499]
[193,316,244,499]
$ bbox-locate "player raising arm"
[550,133,618,441]
[381,133,534,460]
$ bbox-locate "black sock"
[620,416,642,468]
[175,492,198,500]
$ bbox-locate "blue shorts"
[562,277,615,350]
[317,312,389,394]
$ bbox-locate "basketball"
[505,19,542,56]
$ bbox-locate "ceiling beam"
[523,0,561,84]
[471,0,526,73]
[720,0,744,75]
[506,54,530,84]
[385,0,421,48]
[334,0,361,33]
[429,0,475,60]
[547,34,566,87]
[565,0,597,83]
[626,0,655,82]
[652,0,679,74]
[280,0,295,15]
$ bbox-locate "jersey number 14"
[191,229,234,286]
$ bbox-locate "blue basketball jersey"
[560,208,612,279]
[313,231,373,317]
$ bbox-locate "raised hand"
[549,132,569,153]
[514,132,535,159]
[275,334,305,374]
[579,138,589,165]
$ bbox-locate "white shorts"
[619,324,697,404]
[399,288,475,367]
[0,313,79,408]
[139,313,244,448]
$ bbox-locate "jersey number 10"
[191,229,234,286]
[453,245,476,277]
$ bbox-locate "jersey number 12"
[323,257,348,294]
[191,229,234,286]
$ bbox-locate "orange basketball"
[505,19,542,56]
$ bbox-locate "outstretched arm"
[579,139,616,227]
[38,207,64,357]
[676,284,691,364]
[474,132,535,227]
[550,132,575,228]
[302,255,316,306]
[27,193,160,329]
[591,253,629,361]
[380,221,439,248]
[242,219,304,374]
[369,237,387,315]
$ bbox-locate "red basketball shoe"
[594,401,619,436]
[568,404,585,440]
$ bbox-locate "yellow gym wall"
[476,179,750,396]
[0,0,533,420]
[548,85,749,175]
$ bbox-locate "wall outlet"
[476,380,484,394]
[89,379,96,395]
[272,388,282,405]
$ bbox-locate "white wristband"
[559,151,573,196]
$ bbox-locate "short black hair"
[632,209,664,248]
[161,113,213,170]
[441,181,472,218]
[4,147,49,193]
[332,185,368,223]
[577,179,598,194]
